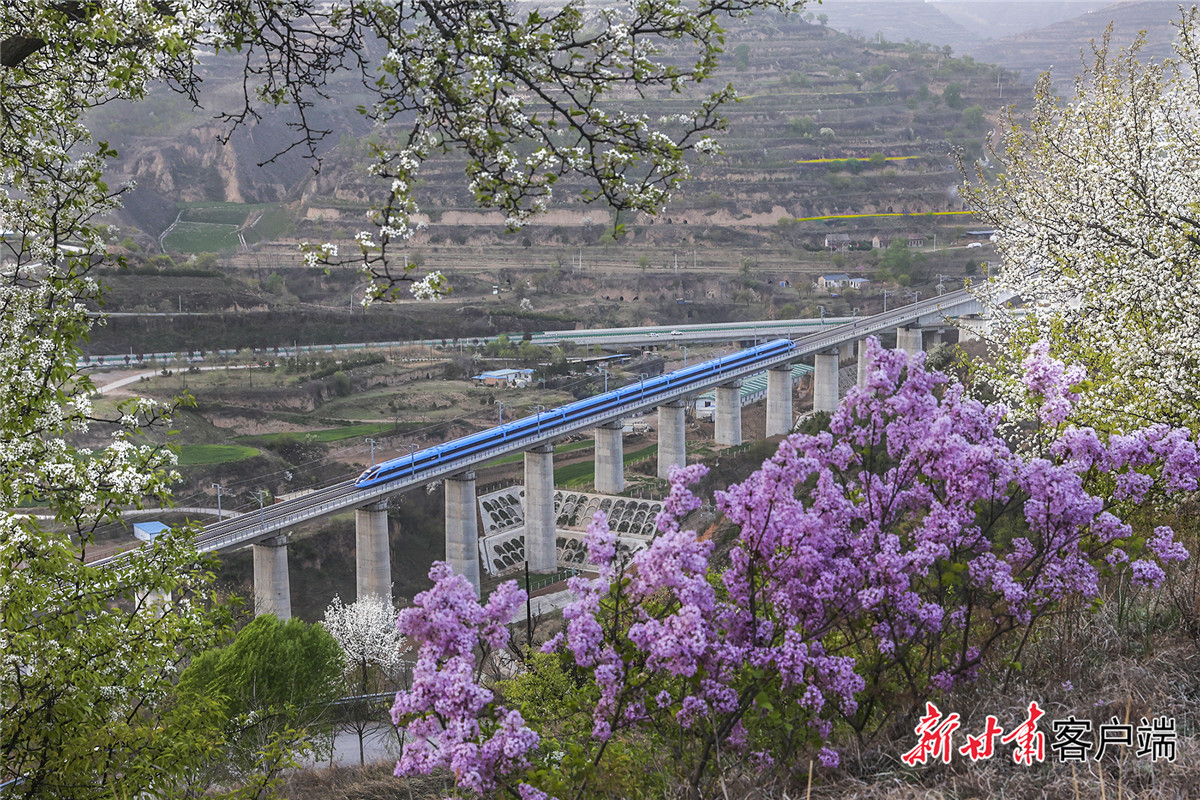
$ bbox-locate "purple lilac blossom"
[391,338,1200,797]
[391,563,538,793]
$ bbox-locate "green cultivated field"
[163,203,294,254]
[176,444,261,465]
[553,443,660,487]
[483,438,596,469]
[162,221,240,254]
[239,422,404,446]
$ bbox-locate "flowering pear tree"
[963,10,1200,431]
[324,593,410,765]
[1,4,240,796]
[324,593,408,695]
[2,0,806,792]
[389,340,1200,798]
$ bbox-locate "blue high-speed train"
[353,338,795,488]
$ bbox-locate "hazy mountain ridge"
[969,1,1184,82]
[818,1,1185,83]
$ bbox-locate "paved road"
[19,506,238,520]
[307,724,402,769]
[93,364,251,396]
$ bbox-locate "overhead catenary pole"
[255,489,269,529]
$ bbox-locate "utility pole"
[366,437,377,466]
[525,561,533,646]
[255,489,270,530]
[212,483,224,521]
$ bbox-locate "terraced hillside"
[95,3,1195,261]
[78,7,1035,260]
[293,15,1023,254]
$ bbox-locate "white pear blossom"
[966,12,1200,431]
[322,594,407,686]
[409,271,448,300]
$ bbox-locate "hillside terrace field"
[94,13,1027,263]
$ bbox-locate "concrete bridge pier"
[857,338,872,387]
[524,444,557,573]
[715,381,743,446]
[896,325,924,356]
[445,471,481,596]
[594,420,625,495]
[813,350,841,414]
[139,588,171,617]
[253,534,291,619]
[658,399,687,479]
[766,365,793,437]
[355,499,391,601]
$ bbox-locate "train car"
[354,339,795,489]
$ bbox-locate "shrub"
[389,341,1200,798]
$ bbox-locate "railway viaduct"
[101,287,1012,616]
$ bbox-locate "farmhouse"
[817,273,851,290]
[823,233,852,251]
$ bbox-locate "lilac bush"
[390,339,1200,798]
[391,563,538,794]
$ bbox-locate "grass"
[162,221,240,254]
[177,201,277,225]
[238,422,404,446]
[176,444,261,465]
[482,438,597,469]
